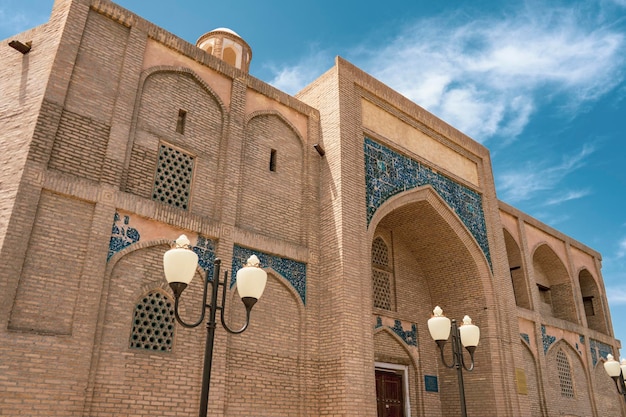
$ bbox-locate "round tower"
[196,28,252,73]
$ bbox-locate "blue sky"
[2,0,626,352]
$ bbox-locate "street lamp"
[163,235,268,417]
[603,354,626,404]
[427,306,480,417]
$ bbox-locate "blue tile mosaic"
[590,339,613,367]
[374,317,417,347]
[424,375,439,393]
[232,245,307,305]
[108,211,140,261]
[541,325,556,354]
[520,333,530,345]
[193,236,216,282]
[364,138,491,266]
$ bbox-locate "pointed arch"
[531,243,578,324]
[578,267,609,334]
[238,111,306,244]
[123,66,228,219]
[503,227,531,309]
[544,341,593,417]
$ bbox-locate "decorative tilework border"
[375,317,418,347]
[193,236,216,282]
[520,333,530,345]
[541,325,556,354]
[108,211,140,261]
[364,138,491,266]
[232,245,307,305]
[590,339,613,367]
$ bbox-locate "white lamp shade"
[459,315,480,347]
[604,354,621,377]
[236,263,267,300]
[163,236,199,285]
[428,307,451,341]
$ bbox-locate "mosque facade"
[0,0,623,416]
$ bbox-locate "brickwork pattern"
[1,1,623,416]
[237,113,305,245]
[8,190,95,335]
[125,69,224,221]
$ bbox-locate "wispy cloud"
[266,3,626,143]
[267,47,334,94]
[606,286,626,305]
[545,189,592,206]
[496,143,596,203]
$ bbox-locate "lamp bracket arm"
[217,268,253,335]
[436,340,456,369]
[460,352,475,372]
[220,307,251,334]
[173,294,206,328]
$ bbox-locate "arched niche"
[88,241,208,416]
[503,228,531,309]
[373,328,420,417]
[518,341,544,417]
[544,341,592,417]
[532,244,578,324]
[368,186,494,417]
[578,268,608,334]
[238,112,305,245]
[126,67,226,219]
[224,269,305,416]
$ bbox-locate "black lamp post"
[427,306,480,417]
[163,235,268,417]
[603,354,626,404]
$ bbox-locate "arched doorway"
[368,187,496,417]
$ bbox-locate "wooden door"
[376,370,404,417]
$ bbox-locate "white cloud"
[497,144,596,203]
[363,8,625,142]
[545,189,592,206]
[606,286,626,305]
[266,49,334,95]
[264,4,626,143]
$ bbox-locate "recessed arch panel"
[532,244,578,324]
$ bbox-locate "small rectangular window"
[269,149,277,172]
[583,296,595,316]
[176,109,187,134]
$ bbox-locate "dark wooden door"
[376,370,404,417]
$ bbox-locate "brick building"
[0,0,623,416]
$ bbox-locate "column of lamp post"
[603,354,626,405]
[427,306,480,417]
[162,235,268,417]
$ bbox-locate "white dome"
[210,27,241,37]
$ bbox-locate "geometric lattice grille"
[373,269,392,310]
[129,291,175,352]
[372,237,389,267]
[556,350,574,398]
[152,144,194,210]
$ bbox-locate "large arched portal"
[368,187,497,417]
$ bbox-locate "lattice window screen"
[372,237,394,310]
[152,144,194,210]
[556,350,574,398]
[130,291,175,352]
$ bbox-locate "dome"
[196,27,252,73]
[209,27,241,37]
